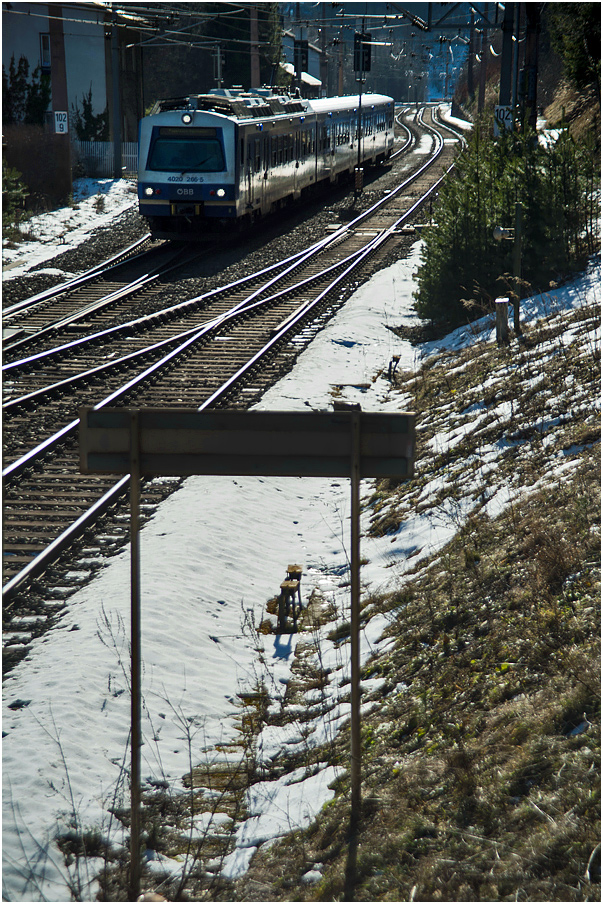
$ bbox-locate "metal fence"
[72,140,138,177]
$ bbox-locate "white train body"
[137,91,395,238]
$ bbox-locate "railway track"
[2,105,461,673]
[1,239,202,358]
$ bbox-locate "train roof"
[307,94,394,113]
[147,92,394,123]
[148,94,305,120]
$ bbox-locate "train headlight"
[181,113,193,124]
[144,187,154,196]
[217,188,226,198]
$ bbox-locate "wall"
[3,124,72,207]
[2,2,107,125]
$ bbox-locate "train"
[137,89,395,239]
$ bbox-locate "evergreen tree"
[24,65,51,125]
[71,86,109,140]
[2,159,29,228]
[2,55,30,125]
[414,118,599,324]
[545,2,600,93]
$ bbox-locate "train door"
[244,134,253,209]
[330,120,337,177]
[245,136,261,212]
[261,135,269,211]
[294,132,300,197]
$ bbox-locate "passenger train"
[137,90,395,239]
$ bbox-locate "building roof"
[280,62,322,87]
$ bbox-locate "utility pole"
[512,3,522,113]
[214,44,223,88]
[467,9,475,102]
[523,4,541,131]
[354,22,369,197]
[250,5,260,88]
[48,4,72,198]
[478,2,488,113]
[499,2,515,108]
[111,4,122,179]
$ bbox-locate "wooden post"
[495,297,510,345]
[129,411,142,900]
[350,410,361,830]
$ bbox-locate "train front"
[138,102,237,239]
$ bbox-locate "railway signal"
[353,31,371,73]
[294,38,309,77]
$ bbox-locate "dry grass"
[228,299,600,902]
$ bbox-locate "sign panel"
[54,111,68,134]
[80,408,415,479]
[494,104,513,137]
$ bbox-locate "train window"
[254,138,261,172]
[240,139,245,165]
[147,128,225,172]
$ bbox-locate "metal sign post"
[129,411,142,900]
[80,407,415,895]
[350,410,362,829]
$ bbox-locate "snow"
[2,178,138,281]
[2,180,600,902]
[221,765,342,880]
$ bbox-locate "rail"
[3,110,459,600]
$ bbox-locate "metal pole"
[250,5,260,89]
[129,410,142,900]
[478,3,488,113]
[499,2,515,107]
[111,5,122,179]
[355,22,365,195]
[513,201,522,334]
[350,411,361,830]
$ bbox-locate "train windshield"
[147,127,226,172]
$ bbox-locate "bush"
[2,158,29,228]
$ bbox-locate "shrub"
[2,158,29,228]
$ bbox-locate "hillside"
[227,261,601,903]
